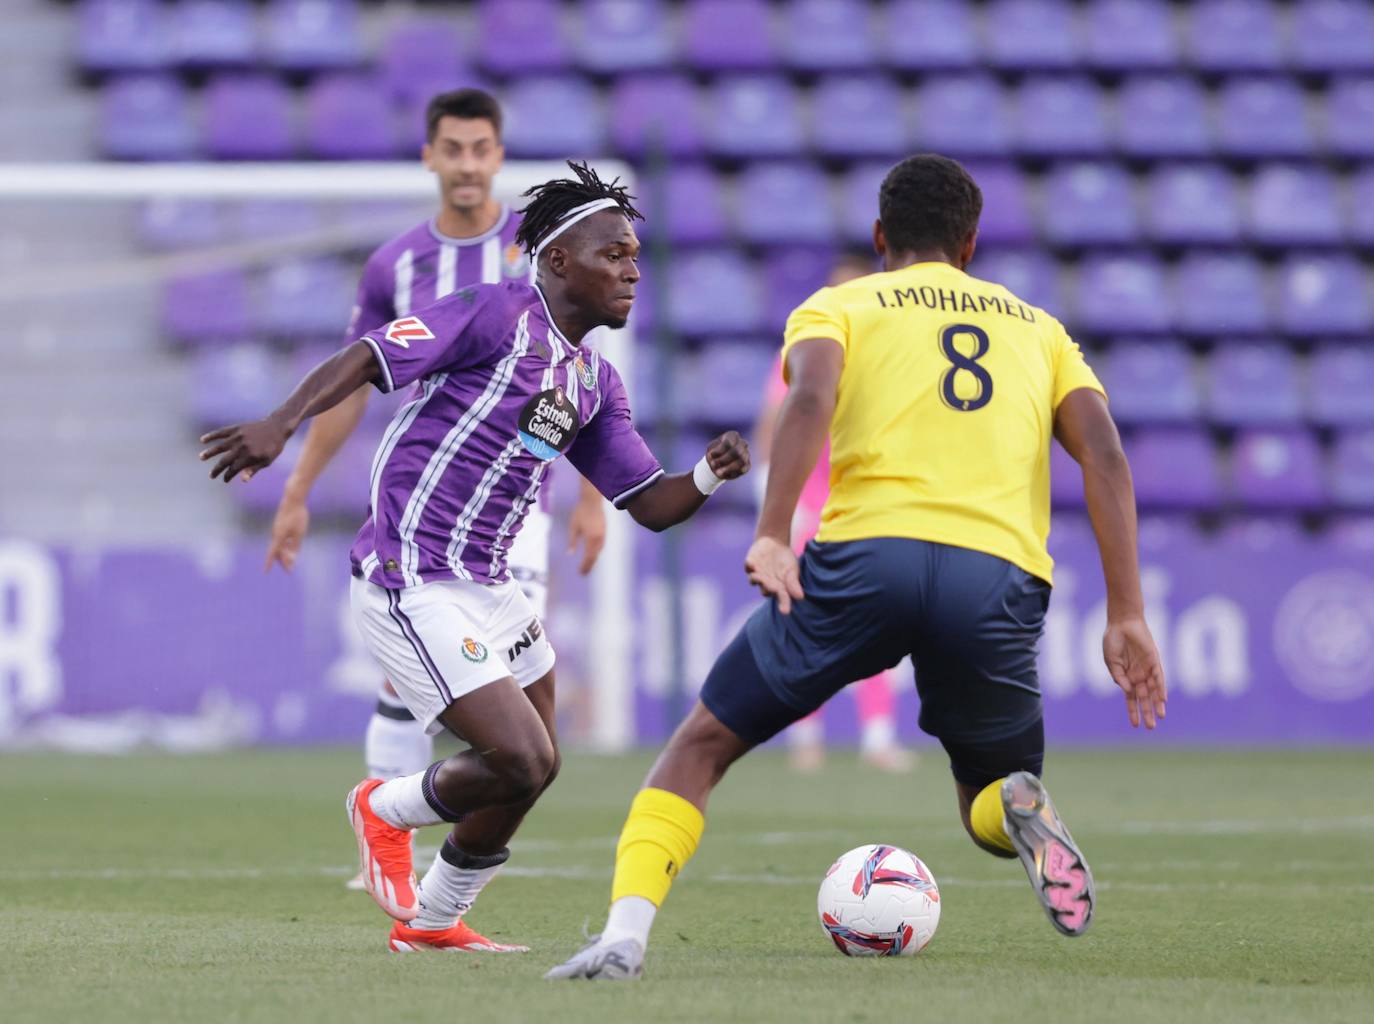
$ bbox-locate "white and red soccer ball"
[817,844,941,957]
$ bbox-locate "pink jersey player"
[754,253,914,773]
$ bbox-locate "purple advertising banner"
[2,514,1373,751]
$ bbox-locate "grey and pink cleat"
[1001,771,1094,937]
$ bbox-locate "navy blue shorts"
[699,538,1051,786]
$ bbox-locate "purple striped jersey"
[350,281,663,589]
[344,204,533,339]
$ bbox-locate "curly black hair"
[514,160,643,257]
[878,155,983,260]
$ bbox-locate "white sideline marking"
[5,863,1371,896]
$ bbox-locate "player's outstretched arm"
[263,386,370,572]
[746,338,841,614]
[1054,388,1167,729]
[624,432,750,533]
[199,341,381,485]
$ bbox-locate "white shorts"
[507,506,550,618]
[351,574,556,736]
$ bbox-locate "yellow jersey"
[781,261,1105,584]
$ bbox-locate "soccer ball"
[817,844,941,957]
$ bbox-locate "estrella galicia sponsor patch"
[517,387,580,461]
[574,353,596,390]
[383,316,434,349]
[461,637,488,663]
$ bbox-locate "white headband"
[530,198,623,261]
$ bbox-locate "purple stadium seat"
[609,76,706,158]
[970,250,1065,314]
[1013,77,1110,157]
[1325,78,1374,158]
[100,75,195,160]
[983,0,1081,70]
[1144,165,1241,246]
[683,0,777,71]
[192,343,282,426]
[232,200,324,242]
[1291,0,1374,72]
[1127,429,1222,510]
[377,19,467,103]
[138,199,226,250]
[315,435,376,518]
[658,165,730,244]
[1084,0,1179,70]
[1187,0,1283,72]
[1278,255,1374,336]
[1040,163,1140,247]
[574,0,674,73]
[502,77,605,158]
[1216,515,1311,552]
[809,77,907,159]
[1307,344,1374,427]
[782,0,878,71]
[665,250,765,335]
[163,269,251,344]
[1205,342,1303,426]
[1248,166,1343,247]
[204,74,296,160]
[1115,76,1213,158]
[1050,441,1086,508]
[305,75,399,160]
[838,161,888,243]
[77,0,169,73]
[1216,79,1314,158]
[1074,254,1172,335]
[1349,167,1374,246]
[965,163,1035,246]
[1331,430,1374,508]
[255,259,354,339]
[171,0,256,69]
[685,342,776,423]
[266,0,365,72]
[1230,430,1326,510]
[708,76,805,158]
[915,77,1011,156]
[883,0,978,70]
[735,163,836,246]
[1097,340,1200,425]
[1174,253,1269,336]
[476,0,571,75]
[763,247,841,331]
[1330,515,1374,551]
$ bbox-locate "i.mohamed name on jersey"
[875,284,1040,323]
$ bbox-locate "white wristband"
[692,456,725,496]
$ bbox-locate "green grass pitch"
[3,747,1371,1023]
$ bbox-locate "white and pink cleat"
[1001,771,1095,937]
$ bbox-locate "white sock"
[365,691,432,780]
[368,765,449,830]
[859,716,897,754]
[412,839,509,931]
[601,895,657,948]
[789,716,823,748]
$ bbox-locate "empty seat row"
[1052,428,1374,511]
[77,0,1374,78]
[99,71,1374,162]
[160,249,1374,344]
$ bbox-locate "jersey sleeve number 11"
[938,323,993,412]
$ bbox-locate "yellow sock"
[610,787,705,907]
[970,778,1015,853]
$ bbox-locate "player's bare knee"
[491,736,556,802]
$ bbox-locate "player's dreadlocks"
[515,160,643,258]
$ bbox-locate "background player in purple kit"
[198,162,749,954]
[259,90,609,852]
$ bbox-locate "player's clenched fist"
[705,430,750,480]
[199,415,291,483]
